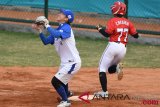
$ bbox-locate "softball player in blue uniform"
[32,9,81,107]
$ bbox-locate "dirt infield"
[0,67,159,107]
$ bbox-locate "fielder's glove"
[35,16,49,28]
[96,24,103,31]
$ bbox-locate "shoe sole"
[57,104,71,107]
[57,101,71,107]
[57,91,74,103]
[118,64,123,80]
[118,70,123,80]
[94,92,109,98]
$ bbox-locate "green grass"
[0,31,59,66]
[0,30,159,68]
[124,43,160,68]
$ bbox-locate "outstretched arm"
[99,28,110,38]
[39,33,54,45]
[45,25,62,38]
[45,24,71,39]
[96,25,110,38]
[32,24,54,45]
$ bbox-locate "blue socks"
[62,84,70,96]
[56,85,68,101]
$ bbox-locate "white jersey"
[54,29,81,64]
[40,23,81,84]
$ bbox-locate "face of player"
[56,13,68,23]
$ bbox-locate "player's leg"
[51,76,69,102]
[56,67,71,97]
[63,63,80,97]
[117,64,123,80]
[96,43,114,97]
[62,84,69,96]
[115,51,126,80]
[57,83,73,103]
[62,83,74,97]
[52,68,73,106]
[54,62,81,106]
[108,64,117,74]
[109,43,127,80]
[108,63,123,80]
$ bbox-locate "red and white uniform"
[99,17,137,72]
[106,17,137,45]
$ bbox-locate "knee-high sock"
[62,83,70,96]
[99,72,107,92]
[51,77,68,101]
[56,85,68,101]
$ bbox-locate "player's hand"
[96,24,103,31]
[43,18,49,27]
[138,34,143,40]
[32,24,44,33]
[34,16,49,28]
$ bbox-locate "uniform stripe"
[68,63,76,74]
[99,43,110,71]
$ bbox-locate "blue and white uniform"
[39,23,81,85]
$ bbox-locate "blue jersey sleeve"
[59,24,71,39]
[47,24,71,39]
[39,33,54,45]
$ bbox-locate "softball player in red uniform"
[95,1,140,97]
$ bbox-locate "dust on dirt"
[0,67,159,107]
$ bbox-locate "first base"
[68,95,94,101]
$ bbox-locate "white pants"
[99,42,127,72]
[55,62,81,85]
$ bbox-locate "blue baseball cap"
[60,9,74,23]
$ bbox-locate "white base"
[68,95,94,101]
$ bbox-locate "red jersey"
[105,17,137,45]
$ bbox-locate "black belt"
[114,41,126,47]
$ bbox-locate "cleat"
[57,91,74,103]
[94,91,108,98]
[68,91,74,97]
[117,64,123,80]
[57,101,71,107]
